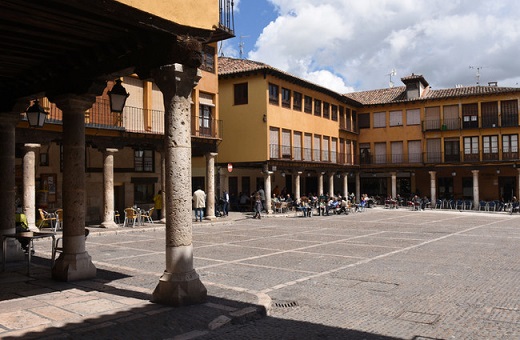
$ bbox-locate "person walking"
[222,190,230,216]
[253,192,262,219]
[257,186,266,212]
[192,186,206,222]
[153,190,163,220]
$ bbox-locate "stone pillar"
[264,171,273,213]
[160,151,166,222]
[150,63,206,306]
[101,148,118,228]
[328,172,334,197]
[517,169,520,198]
[318,172,324,196]
[356,172,361,203]
[472,170,479,209]
[295,171,302,200]
[205,152,217,220]
[51,94,97,281]
[429,171,437,204]
[23,143,40,231]
[0,112,23,261]
[343,172,349,198]
[391,172,397,198]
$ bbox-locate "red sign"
[227,163,233,172]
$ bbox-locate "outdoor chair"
[114,210,121,225]
[142,208,154,224]
[38,209,56,230]
[123,208,138,228]
[54,209,63,231]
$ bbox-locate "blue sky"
[221,0,520,93]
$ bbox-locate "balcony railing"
[40,99,221,139]
[270,144,352,164]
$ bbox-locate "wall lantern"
[108,79,129,113]
[25,99,48,128]
[281,172,286,177]
[496,169,501,174]
[451,171,456,177]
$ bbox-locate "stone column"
[356,172,361,203]
[101,148,118,228]
[343,172,349,198]
[160,150,166,222]
[429,171,437,204]
[318,172,324,196]
[23,143,40,231]
[0,112,23,261]
[391,172,397,198]
[472,170,479,209]
[205,152,217,220]
[517,169,520,199]
[328,172,334,197]
[51,94,97,281]
[264,171,273,213]
[295,171,302,200]
[150,63,206,306]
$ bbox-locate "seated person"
[15,210,31,253]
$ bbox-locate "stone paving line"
[1,208,520,339]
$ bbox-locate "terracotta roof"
[218,57,362,107]
[345,85,520,106]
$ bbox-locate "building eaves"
[218,57,362,107]
[344,85,520,106]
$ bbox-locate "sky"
[220,0,520,93]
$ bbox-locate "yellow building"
[219,59,520,210]
[217,57,360,210]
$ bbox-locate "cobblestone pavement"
[1,208,520,339]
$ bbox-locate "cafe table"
[2,231,56,275]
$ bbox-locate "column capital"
[0,111,22,126]
[471,169,480,175]
[104,148,119,154]
[151,63,202,99]
[205,152,218,158]
[428,171,437,176]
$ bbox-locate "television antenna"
[387,68,397,88]
[469,66,483,85]
[239,35,249,59]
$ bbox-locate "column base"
[204,215,217,221]
[100,221,118,229]
[52,251,96,281]
[3,239,25,262]
[151,269,207,306]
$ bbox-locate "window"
[331,105,338,121]
[269,83,279,105]
[269,127,279,158]
[443,105,460,130]
[360,143,371,164]
[314,99,321,116]
[304,133,312,160]
[482,135,498,160]
[358,113,370,129]
[406,109,420,125]
[200,45,215,73]
[304,96,312,113]
[282,87,291,108]
[444,139,460,162]
[463,136,479,161]
[503,134,518,160]
[133,179,156,205]
[199,104,212,136]
[462,103,478,129]
[293,92,302,111]
[281,129,291,158]
[313,135,321,160]
[427,139,441,163]
[322,136,329,162]
[425,106,441,130]
[134,149,154,172]
[373,112,386,128]
[389,110,402,126]
[293,131,302,160]
[391,141,403,163]
[481,101,498,128]
[346,108,352,130]
[352,111,357,132]
[323,102,330,119]
[501,100,518,127]
[234,83,248,105]
[408,140,422,163]
[331,137,337,163]
[374,142,386,164]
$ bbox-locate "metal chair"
[54,209,63,231]
[123,208,138,228]
[142,208,154,224]
[38,209,56,230]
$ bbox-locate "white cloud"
[247,0,520,91]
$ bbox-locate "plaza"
[2,207,519,339]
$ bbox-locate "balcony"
[208,0,235,42]
[36,99,221,139]
[269,144,352,165]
